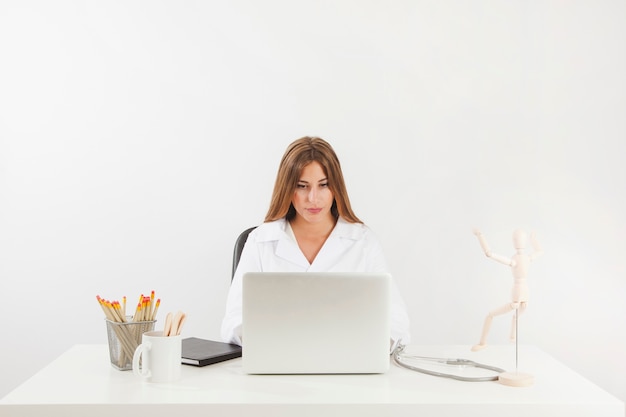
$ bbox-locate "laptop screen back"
[242,272,391,374]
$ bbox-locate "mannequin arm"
[488,252,515,267]
[473,229,492,256]
[473,229,514,266]
[529,231,544,261]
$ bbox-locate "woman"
[221,136,411,347]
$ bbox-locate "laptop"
[242,271,391,374]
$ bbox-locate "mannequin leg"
[509,302,527,342]
[472,303,515,352]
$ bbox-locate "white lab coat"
[220,217,411,346]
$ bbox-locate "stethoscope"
[391,343,506,382]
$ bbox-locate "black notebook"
[181,337,242,367]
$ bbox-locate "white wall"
[1,0,624,405]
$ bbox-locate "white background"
[1,0,624,405]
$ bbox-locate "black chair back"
[231,227,257,280]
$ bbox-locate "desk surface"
[1,344,623,417]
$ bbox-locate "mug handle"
[133,342,152,378]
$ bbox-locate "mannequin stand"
[499,371,534,387]
[498,308,534,387]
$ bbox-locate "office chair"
[232,227,257,280]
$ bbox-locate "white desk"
[1,344,622,417]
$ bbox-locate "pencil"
[113,301,126,322]
[142,296,149,321]
[96,296,115,321]
[98,292,164,322]
[149,290,155,319]
[136,294,144,320]
[151,298,161,321]
[145,296,151,321]
[132,302,141,322]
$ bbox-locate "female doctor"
[220,137,411,347]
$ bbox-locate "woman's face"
[291,161,334,225]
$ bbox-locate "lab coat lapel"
[307,236,345,272]
[308,218,360,272]
[268,217,362,271]
[275,237,310,269]
[256,219,310,269]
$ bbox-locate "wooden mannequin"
[471,228,543,387]
[471,229,543,352]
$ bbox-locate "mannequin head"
[512,229,527,250]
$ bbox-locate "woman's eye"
[320,183,329,188]
[296,184,307,189]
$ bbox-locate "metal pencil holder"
[105,318,156,370]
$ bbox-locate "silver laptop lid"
[242,272,391,374]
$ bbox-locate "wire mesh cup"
[106,318,156,370]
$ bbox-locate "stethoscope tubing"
[391,344,506,382]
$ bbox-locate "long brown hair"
[264,137,362,223]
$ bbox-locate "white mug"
[132,330,182,383]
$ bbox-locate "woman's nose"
[308,187,317,202]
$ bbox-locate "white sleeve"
[365,228,411,345]
[220,231,262,345]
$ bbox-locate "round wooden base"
[498,371,534,387]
